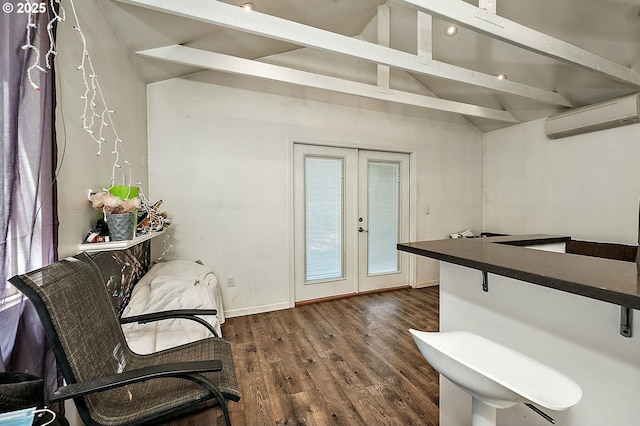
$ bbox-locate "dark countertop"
[398,235,640,310]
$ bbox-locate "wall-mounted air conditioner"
[545,93,640,139]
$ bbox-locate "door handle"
[358,227,368,233]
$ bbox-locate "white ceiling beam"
[114,0,570,106]
[396,0,640,88]
[137,45,519,123]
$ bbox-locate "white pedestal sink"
[410,330,582,426]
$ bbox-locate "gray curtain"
[0,3,59,403]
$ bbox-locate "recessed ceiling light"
[444,25,458,37]
[497,73,508,80]
[241,2,255,11]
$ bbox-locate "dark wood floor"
[165,286,440,426]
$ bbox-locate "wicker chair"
[9,253,240,426]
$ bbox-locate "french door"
[293,144,410,302]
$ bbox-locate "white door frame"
[288,140,417,307]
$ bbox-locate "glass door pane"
[305,156,344,281]
[367,161,400,275]
[357,150,409,293]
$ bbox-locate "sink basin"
[410,329,582,425]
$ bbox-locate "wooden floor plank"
[162,286,440,426]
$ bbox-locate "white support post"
[478,0,496,14]
[377,5,390,90]
[417,12,432,62]
[471,398,497,426]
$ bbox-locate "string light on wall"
[22,0,169,242]
[45,0,65,68]
[66,0,163,236]
[23,13,44,91]
[67,0,136,188]
[23,0,142,194]
[23,0,64,91]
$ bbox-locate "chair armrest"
[49,360,222,403]
[120,309,219,337]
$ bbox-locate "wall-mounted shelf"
[79,229,166,253]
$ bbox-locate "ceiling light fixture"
[497,73,508,80]
[444,25,458,37]
[241,2,255,11]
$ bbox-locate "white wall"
[55,1,148,258]
[483,118,640,244]
[148,69,483,317]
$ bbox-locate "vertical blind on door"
[304,156,344,282]
[367,161,400,275]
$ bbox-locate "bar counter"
[398,234,640,310]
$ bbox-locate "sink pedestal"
[472,398,496,426]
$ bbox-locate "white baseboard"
[223,282,438,319]
[224,301,291,318]
[415,279,439,289]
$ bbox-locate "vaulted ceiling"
[99,0,640,132]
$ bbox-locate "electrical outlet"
[226,275,235,287]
